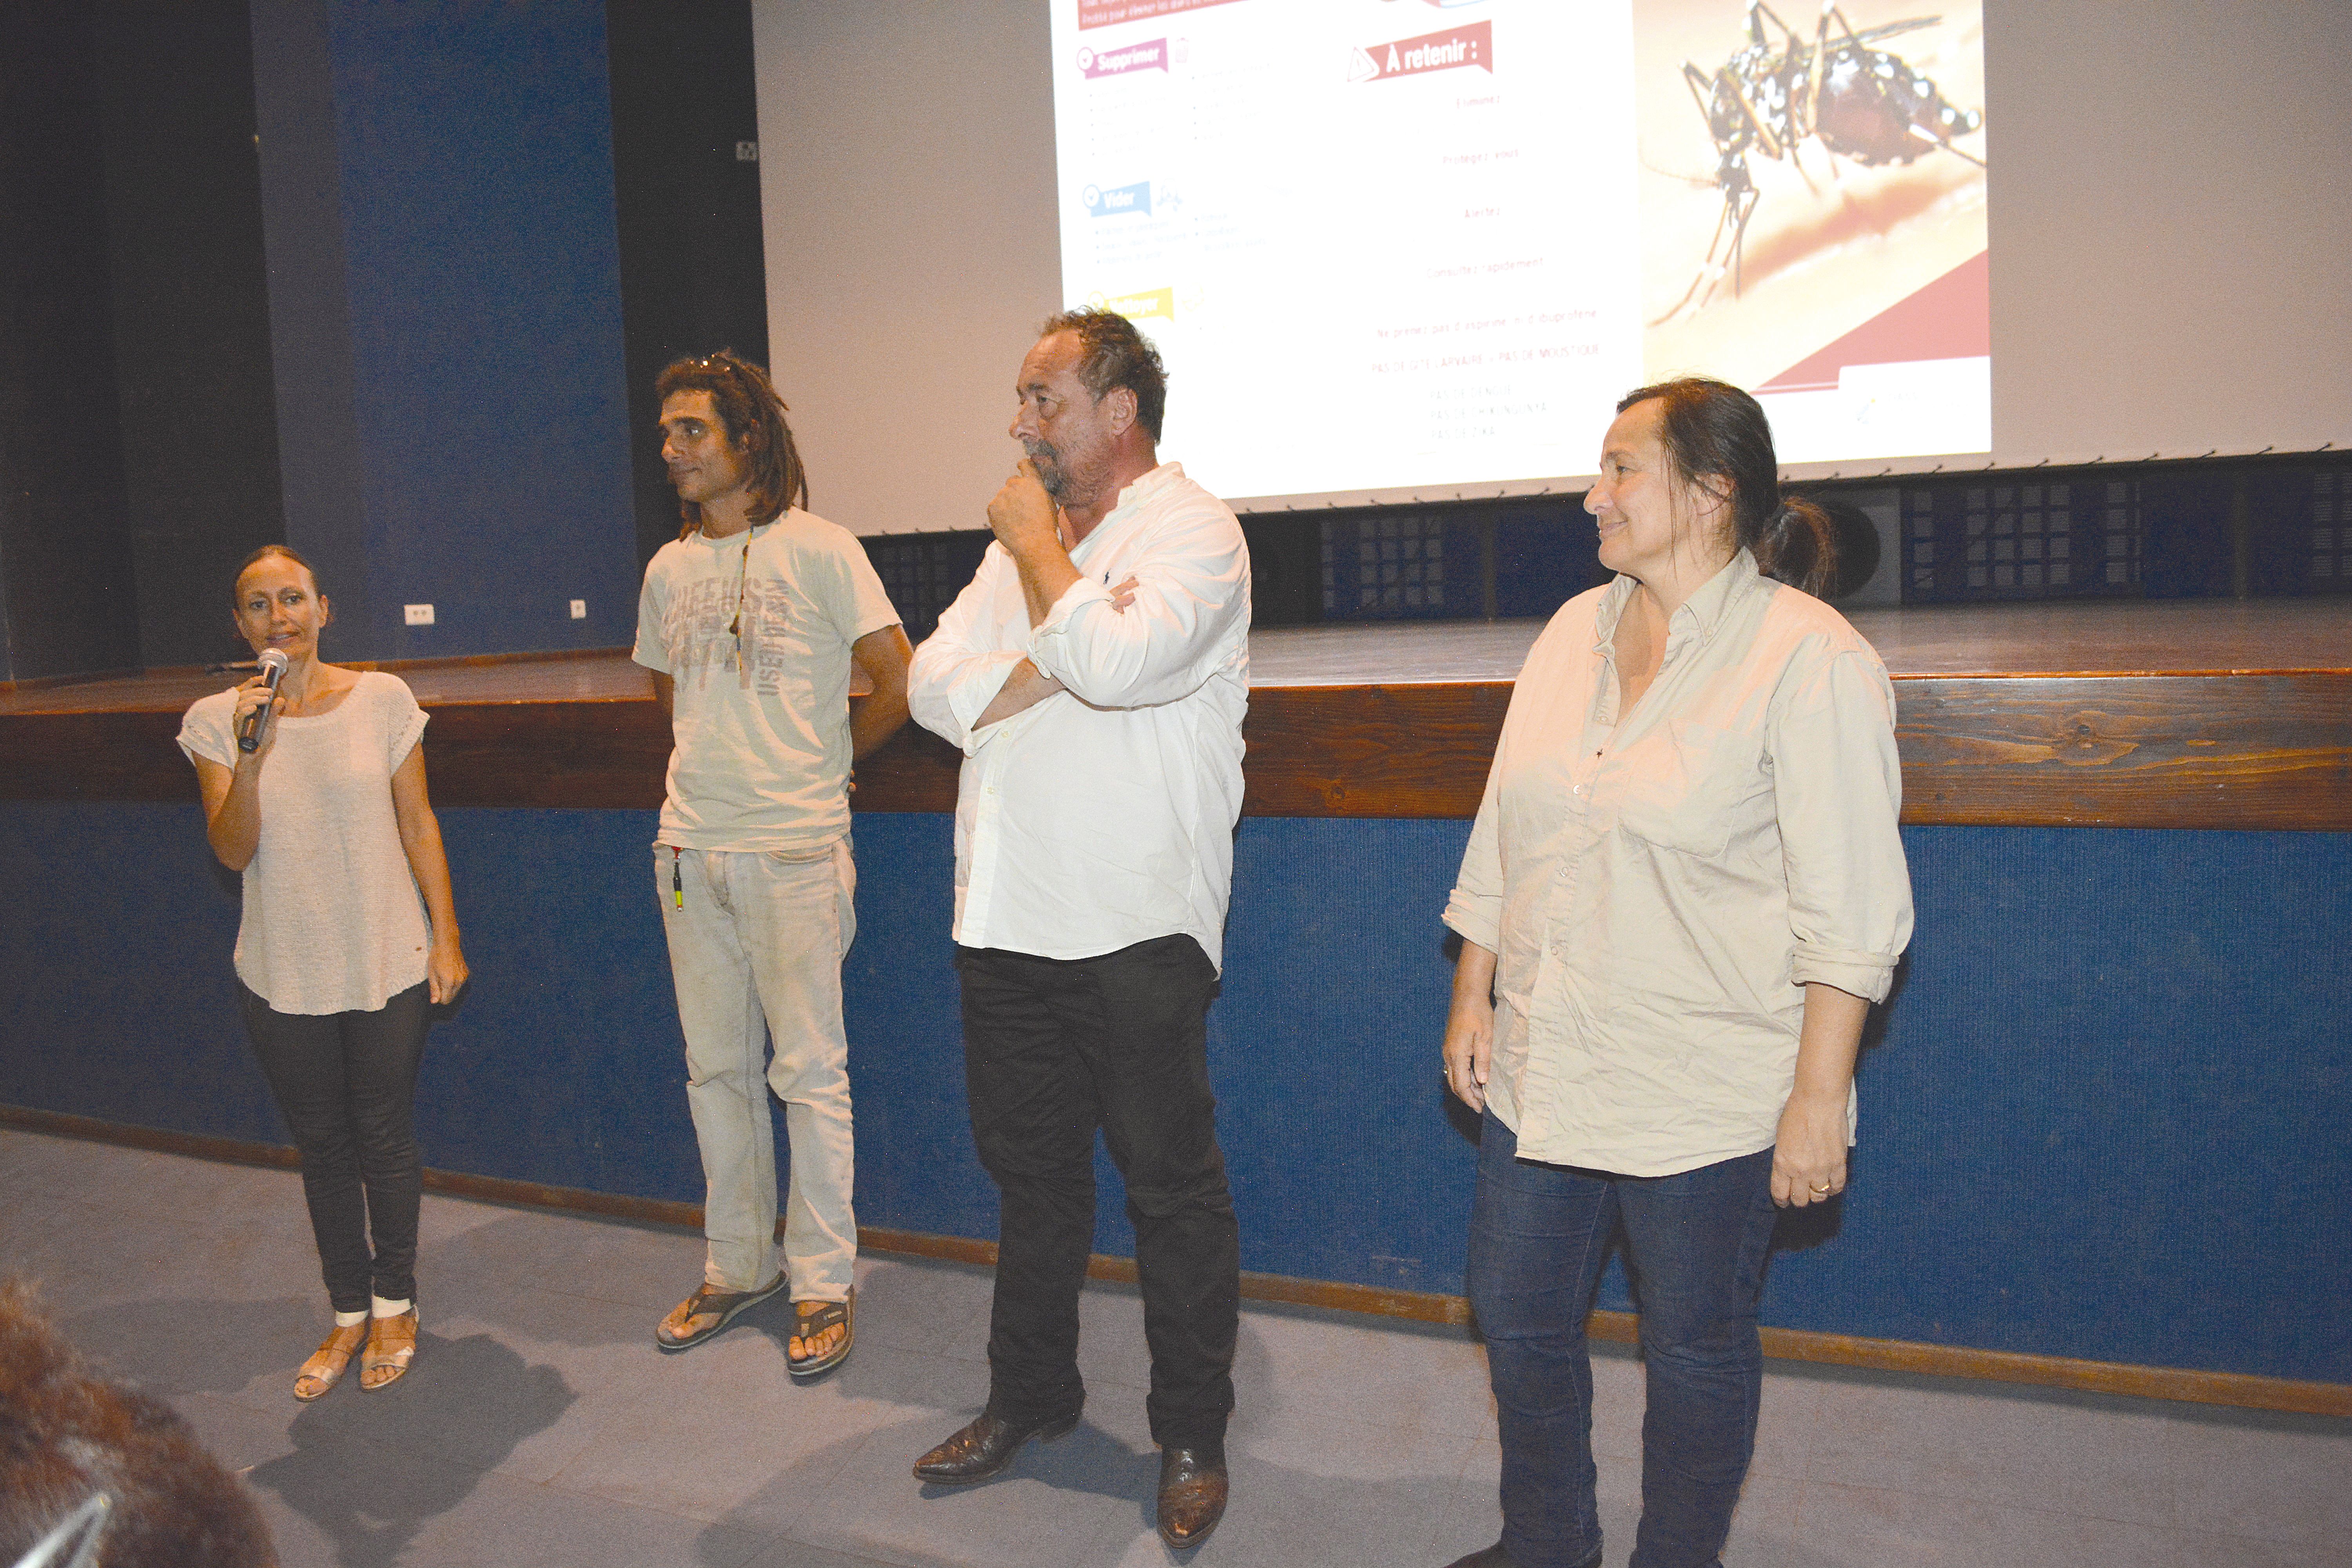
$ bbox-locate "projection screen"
[1049,0,1989,508]
[751,0,2352,535]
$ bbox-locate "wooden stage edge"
[4,603,2348,828]
[7,671,2349,829]
[7,1103,2344,1420]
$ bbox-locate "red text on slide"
[1078,0,1244,32]
[1349,21,1492,83]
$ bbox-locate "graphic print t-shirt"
[633,509,900,850]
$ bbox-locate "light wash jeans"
[657,841,857,1301]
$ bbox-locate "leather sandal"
[786,1292,853,1379]
[656,1275,786,1351]
[358,1308,417,1391]
[293,1321,368,1402]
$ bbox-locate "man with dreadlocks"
[633,351,911,1376]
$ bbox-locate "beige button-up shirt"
[1443,551,1913,1176]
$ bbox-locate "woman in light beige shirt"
[1436,379,1913,1568]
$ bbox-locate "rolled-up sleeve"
[176,699,236,770]
[1028,510,1247,709]
[1770,648,1913,1002]
[1443,744,1508,954]
[908,548,1027,755]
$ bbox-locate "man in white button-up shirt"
[906,311,1249,1550]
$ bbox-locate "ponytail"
[1616,377,1840,600]
[1754,497,1838,597]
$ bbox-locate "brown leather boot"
[911,1405,1082,1486]
[1156,1445,1229,1549]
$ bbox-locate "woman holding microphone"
[178,545,468,1400]
[1439,380,1913,1568]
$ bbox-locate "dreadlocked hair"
[656,350,810,537]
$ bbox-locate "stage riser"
[2,800,2345,1387]
[5,669,2348,828]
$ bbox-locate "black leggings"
[239,980,430,1312]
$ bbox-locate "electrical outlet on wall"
[569,599,586,619]
[404,604,435,626]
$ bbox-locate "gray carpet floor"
[2,1126,2343,1568]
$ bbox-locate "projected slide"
[1048,0,1987,501]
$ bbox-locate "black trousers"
[239,980,430,1312]
[957,936,1240,1451]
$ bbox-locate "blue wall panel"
[1802,827,2352,1380]
[4,801,2346,1383]
[315,0,639,660]
[0,802,272,1143]
[838,815,994,1241]
[401,809,693,1202]
[0,803,699,1202]
[1216,818,1478,1289]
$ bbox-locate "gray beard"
[1024,446,1068,499]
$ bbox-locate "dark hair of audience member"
[1615,377,1838,597]
[0,1280,277,1568]
[1037,307,1169,443]
[655,350,811,537]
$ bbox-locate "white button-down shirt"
[1443,551,1914,1176]
[907,462,1251,970]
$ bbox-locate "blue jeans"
[1467,1109,1779,1568]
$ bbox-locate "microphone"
[238,648,290,754]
